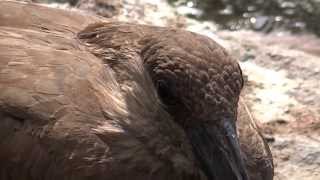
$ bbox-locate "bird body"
[0,2,200,179]
[237,101,274,180]
[0,1,273,180]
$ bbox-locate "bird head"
[141,30,248,180]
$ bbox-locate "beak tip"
[186,118,250,180]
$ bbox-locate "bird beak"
[186,118,249,180]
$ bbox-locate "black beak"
[186,118,249,180]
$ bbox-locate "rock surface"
[219,30,320,180]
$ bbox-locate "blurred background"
[28,0,320,180]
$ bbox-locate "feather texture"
[0,1,273,180]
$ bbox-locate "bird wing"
[0,1,201,180]
[0,1,119,179]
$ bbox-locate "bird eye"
[156,80,178,106]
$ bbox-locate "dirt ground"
[30,0,320,179]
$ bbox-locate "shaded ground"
[169,0,320,36]
[23,0,320,179]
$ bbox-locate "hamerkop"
[0,1,273,180]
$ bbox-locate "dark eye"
[156,80,178,106]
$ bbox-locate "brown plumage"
[0,1,273,180]
[237,100,274,180]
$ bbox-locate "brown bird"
[0,1,272,180]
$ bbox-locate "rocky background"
[27,0,320,179]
